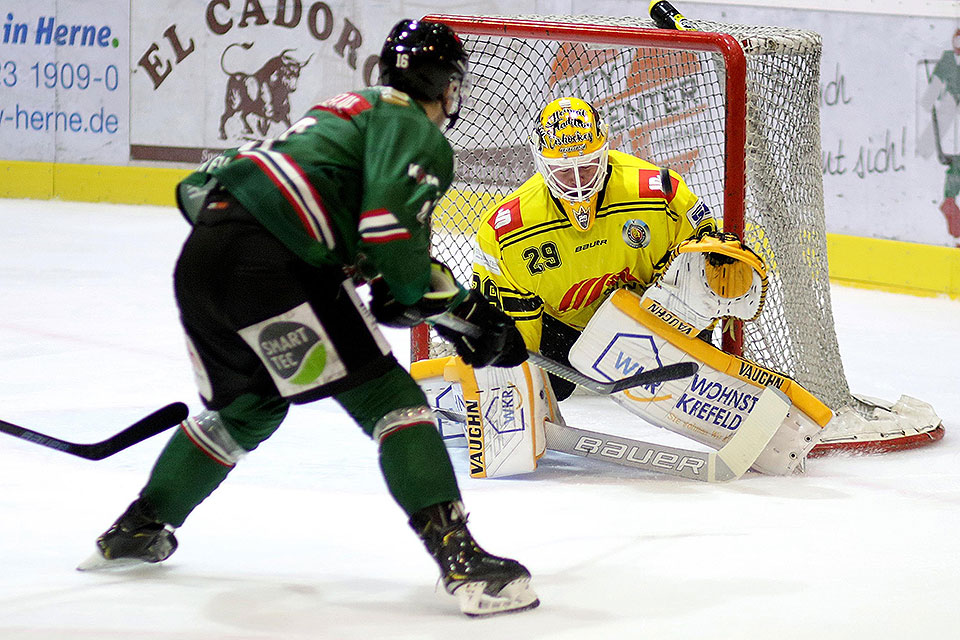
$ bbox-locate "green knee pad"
[334,366,429,436]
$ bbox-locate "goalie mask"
[531,97,610,231]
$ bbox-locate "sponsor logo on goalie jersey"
[488,197,523,240]
[622,219,651,249]
[685,199,712,230]
[574,239,607,253]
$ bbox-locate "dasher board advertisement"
[128,1,394,165]
[0,0,130,164]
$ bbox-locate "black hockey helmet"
[379,19,468,104]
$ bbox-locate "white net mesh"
[420,15,854,412]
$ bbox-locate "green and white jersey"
[176,86,453,306]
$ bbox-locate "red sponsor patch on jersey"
[313,92,372,119]
[638,168,677,202]
[487,197,523,240]
[558,268,640,312]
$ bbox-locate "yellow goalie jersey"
[472,149,716,350]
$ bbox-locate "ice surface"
[1,199,958,639]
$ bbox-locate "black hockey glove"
[369,260,465,328]
[434,290,528,368]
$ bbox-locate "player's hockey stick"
[436,386,788,482]
[0,402,189,460]
[431,314,698,394]
[526,351,697,394]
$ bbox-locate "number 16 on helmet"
[379,19,470,128]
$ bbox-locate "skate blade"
[455,577,540,617]
[76,549,151,572]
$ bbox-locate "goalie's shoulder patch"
[685,199,712,230]
[487,197,523,240]
[637,167,673,198]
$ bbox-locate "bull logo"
[218,42,313,140]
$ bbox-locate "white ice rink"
[1,198,958,639]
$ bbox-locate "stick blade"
[715,387,790,479]
[610,361,698,392]
[84,402,190,460]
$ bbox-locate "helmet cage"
[532,144,609,204]
[441,73,470,128]
[530,97,610,229]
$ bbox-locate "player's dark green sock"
[142,394,288,526]
[335,365,461,515]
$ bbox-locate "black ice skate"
[410,501,539,617]
[76,498,177,571]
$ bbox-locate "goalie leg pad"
[411,357,554,477]
[411,357,470,448]
[812,394,944,455]
[568,289,829,475]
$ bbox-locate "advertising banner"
[0,0,130,163]
[676,2,960,247]
[128,1,401,164]
[2,0,957,249]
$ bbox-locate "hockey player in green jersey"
[80,19,538,617]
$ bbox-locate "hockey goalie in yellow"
[412,96,941,481]
[472,97,717,355]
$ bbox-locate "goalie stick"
[0,402,189,460]
[437,386,789,482]
[431,313,698,394]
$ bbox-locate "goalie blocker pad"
[411,358,555,478]
[568,289,830,475]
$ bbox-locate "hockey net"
[413,14,943,453]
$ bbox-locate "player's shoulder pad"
[311,87,418,121]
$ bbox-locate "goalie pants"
[139,190,460,525]
[539,314,582,401]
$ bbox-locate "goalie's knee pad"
[411,357,557,477]
[568,288,829,475]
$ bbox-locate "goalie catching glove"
[645,229,768,332]
[370,259,527,368]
